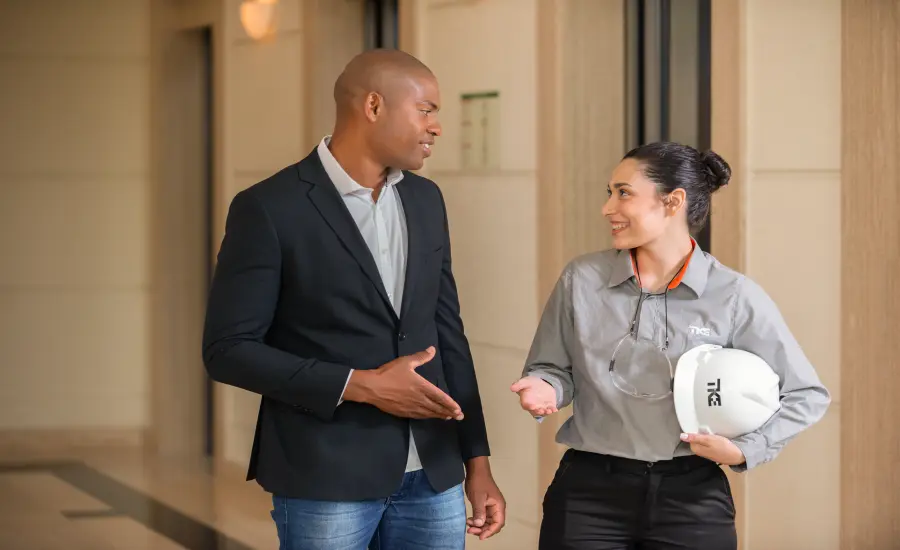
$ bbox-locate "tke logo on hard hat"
[707,379,721,407]
[674,344,781,439]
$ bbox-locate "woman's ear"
[664,188,687,216]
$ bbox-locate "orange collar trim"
[630,239,696,291]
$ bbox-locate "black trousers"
[539,449,737,550]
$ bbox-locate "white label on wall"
[460,91,500,170]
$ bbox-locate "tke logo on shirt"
[689,324,712,337]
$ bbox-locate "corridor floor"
[0,446,277,549]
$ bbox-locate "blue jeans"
[270,470,466,550]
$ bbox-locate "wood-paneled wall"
[841,1,900,548]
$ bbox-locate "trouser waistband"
[566,449,718,475]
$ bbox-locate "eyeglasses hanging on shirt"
[608,254,687,400]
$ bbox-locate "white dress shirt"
[317,136,422,473]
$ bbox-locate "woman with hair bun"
[511,142,830,549]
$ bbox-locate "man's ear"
[365,92,383,122]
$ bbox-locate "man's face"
[369,72,442,171]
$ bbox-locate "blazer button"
[398,332,407,341]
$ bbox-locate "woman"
[511,142,830,549]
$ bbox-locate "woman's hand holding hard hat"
[674,344,779,467]
[680,431,745,466]
[511,376,559,417]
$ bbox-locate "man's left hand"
[680,432,745,466]
[464,458,506,540]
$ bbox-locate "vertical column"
[536,0,625,491]
[397,0,419,54]
[741,1,842,548]
[709,0,743,274]
[841,1,900,548]
[302,0,366,149]
[150,0,224,459]
[708,1,746,546]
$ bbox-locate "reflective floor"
[0,445,537,549]
[0,447,276,549]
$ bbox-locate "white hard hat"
[673,344,781,439]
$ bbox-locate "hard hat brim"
[673,343,722,435]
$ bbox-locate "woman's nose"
[601,197,614,217]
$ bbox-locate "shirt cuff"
[729,431,765,472]
[337,369,354,406]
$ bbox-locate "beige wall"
[728,0,842,548]
[0,1,151,433]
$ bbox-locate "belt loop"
[604,459,612,474]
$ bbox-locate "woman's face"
[602,158,682,250]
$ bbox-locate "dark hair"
[623,142,732,233]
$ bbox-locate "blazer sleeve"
[433,187,491,460]
[202,189,352,422]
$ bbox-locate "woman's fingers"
[517,383,559,416]
[523,402,558,416]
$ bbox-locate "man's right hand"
[343,347,464,421]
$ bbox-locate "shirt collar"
[607,238,710,296]
[317,136,405,196]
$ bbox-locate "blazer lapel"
[397,179,425,321]
[298,154,396,317]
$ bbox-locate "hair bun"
[700,150,732,192]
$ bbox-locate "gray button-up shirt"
[523,244,831,470]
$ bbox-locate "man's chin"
[401,158,425,172]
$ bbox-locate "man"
[202,49,505,549]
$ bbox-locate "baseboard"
[0,427,146,457]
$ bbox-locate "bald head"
[329,49,441,173]
[333,49,434,120]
